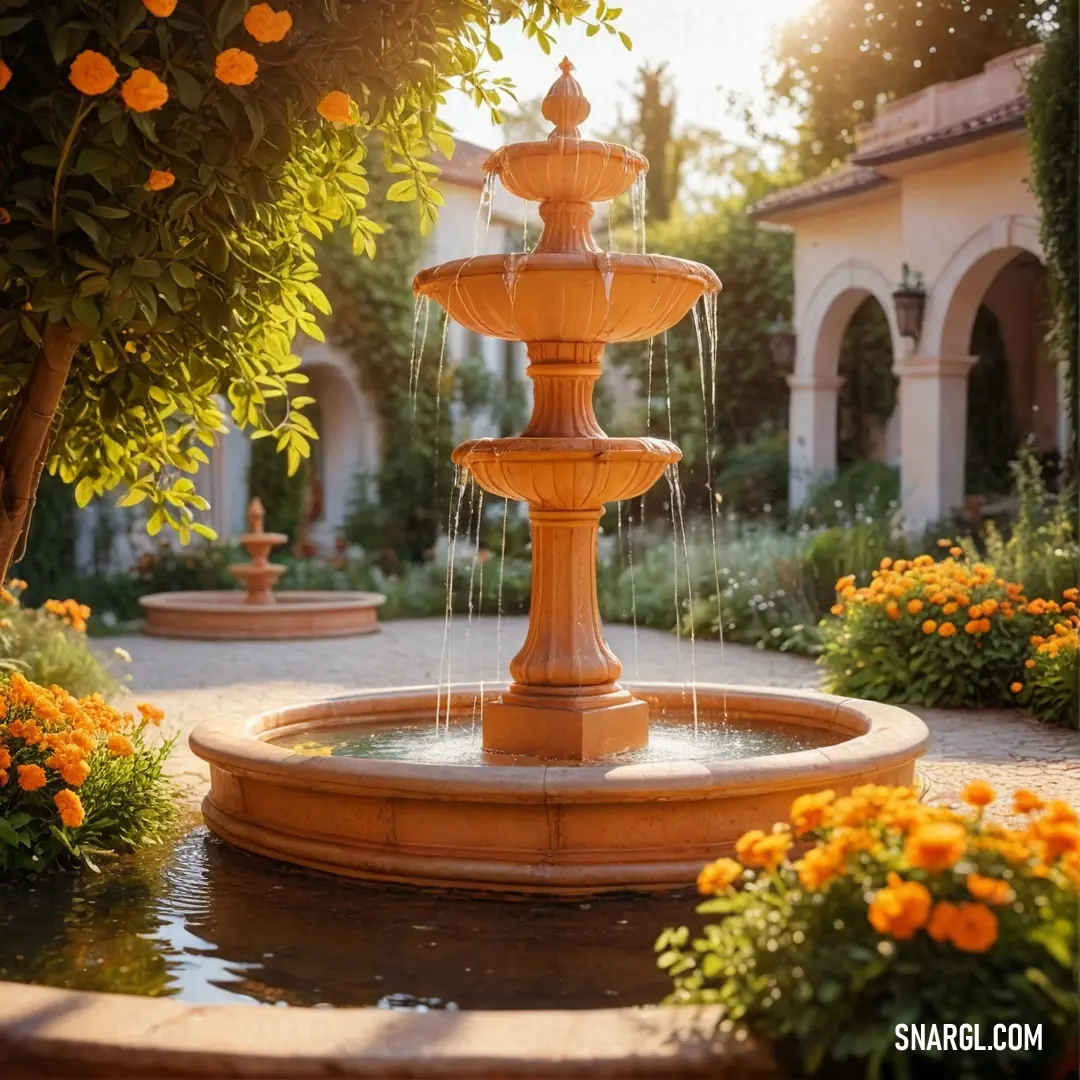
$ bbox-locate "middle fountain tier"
[413,59,721,761]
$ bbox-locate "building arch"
[920,215,1043,359]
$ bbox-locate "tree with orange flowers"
[0,0,628,582]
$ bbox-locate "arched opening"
[837,296,898,469]
[963,253,1056,498]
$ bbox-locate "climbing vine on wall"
[1026,0,1079,466]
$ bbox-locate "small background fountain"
[140,497,385,640]
[191,61,927,893]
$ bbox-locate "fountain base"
[190,682,929,895]
[483,687,649,760]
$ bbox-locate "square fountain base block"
[482,696,649,761]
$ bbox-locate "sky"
[437,0,813,152]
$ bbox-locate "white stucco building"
[752,45,1069,530]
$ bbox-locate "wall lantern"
[768,319,796,375]
[892,263,927,341]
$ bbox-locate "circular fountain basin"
[139,589,386,640]
[190,682,928,895]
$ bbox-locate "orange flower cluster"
[1029,612,1080,663]
[830,553,1028,638]
[0,672,166,832]
[244,3,293,43]
[697,781,1080,958]
[43,597,91,633]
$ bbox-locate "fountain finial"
[542,57,590,140]
[247,496,266,535]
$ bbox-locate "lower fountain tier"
[139,590,386,640]
[452,436,679,507]
[412,252,720,343]
[189,683,929,895]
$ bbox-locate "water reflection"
[0,827,691,1009]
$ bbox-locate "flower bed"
[819,548,1077,716]
[0,674,175,876]
[1,580,123,697]
[660,783,1079,1078]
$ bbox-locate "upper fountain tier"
[412,60,720,344]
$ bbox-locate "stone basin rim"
[189,681,930,802]
[139,590,387,614]
[0,983,755,1079]
[412,252,722,294]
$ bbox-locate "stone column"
[787,374,842,507]
[896,354,978,532]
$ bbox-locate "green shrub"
[819,553,1057,708]
[660,783,1079,1080]
[248,433,310,541]
[1023,602,1080,729]
[0,583,122,698]
[799,461,901,527]
[0,675,175,877]
[962,448,1079,602]
[801,520,898,616]
[714,426,789,516]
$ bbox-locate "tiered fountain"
[190,62,927,893]
[140,497,385,640]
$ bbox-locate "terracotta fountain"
[140,497,385,640]
[190,62,928,893]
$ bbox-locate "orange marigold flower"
[54,788,85,829]
[961,780,995,808]
[830,603,845,616]
[1012,789,1044,815]
[1010,681,1023,694]
[905,821,966,872]
[880,557,893,570]
[696,857,742,895]
[949,546,963,558]
[16,763,46,791]
[0,747,8,770]
[938,621,957,637]
[936,538,952,548]
[107,733,135,757]
[1042,800,1078,825]
[1034,822,1080,861]
[867,872,932,940]
[143,0,177,15]
[835,574,856,592]
[69,50,119,96]
[790,789,835,836]
[148,168,175,191]
[0,60,11,91]
[137,702,165,724]
[60,759,91,787]
[977,618,991,633]
[921,619,937,635]
[735,828,792,871]
[948,902,998,953]
[244,3,293,42]
[927,900,958,942]
[215,48,258,86]
[1024,658,1036,669]
[906,599,923,615]
[885,601,900,621]
[796,845,844,891]
[0,769,7,787]
[966,873,1015,905]
[317,90,356,124]
[121,68,169,112]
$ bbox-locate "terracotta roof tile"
[749,165,889,219]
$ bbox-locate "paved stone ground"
[104,616,1080,814]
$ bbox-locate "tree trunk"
[0,321,85,584]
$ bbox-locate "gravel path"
[105,616,1080,814]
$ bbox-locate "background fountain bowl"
[190,683,929,895]
[139,590,386,640]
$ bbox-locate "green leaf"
[0,16,34,35]
[171,66,204,110]
[0,818,24,847]
[618,30,632,49]
[117,488,148,507]
[169,261,197,288]
[70,297,99,330]
[216,0,247,42]
[74,476,95,508]
[386,177,419,202]
[22,145,61,167]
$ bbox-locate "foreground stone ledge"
[0,983,781,1078]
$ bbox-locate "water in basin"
[0,825,696,1010]
[269,706,843,766]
